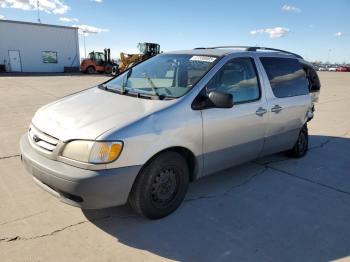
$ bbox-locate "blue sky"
[1,0,349,62]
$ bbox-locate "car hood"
[32,87,175,141]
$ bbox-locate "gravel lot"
[0,72,349,262]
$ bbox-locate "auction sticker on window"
[190,56,217,63]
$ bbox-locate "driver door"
[201,56,268,176]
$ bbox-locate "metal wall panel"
[0,20,80,72]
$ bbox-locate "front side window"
[94,52,104,61]
[105,54,218,98]
[42,51,58,63]
[206,57,260,103]
[260,57,309,98]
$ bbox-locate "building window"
[42,51,58,63]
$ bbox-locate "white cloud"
[59,17,79,22]
[335,32,343,37]
[0,0,70,14]
[73,24,109,36]
[250,29,264,35]
[91,0,103,2]
[0,14,5,19]
[250,27,290,38]
[282,4,301,13]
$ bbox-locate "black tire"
[111,66,120,76]
[128,151,189,219]
[86,66,96,74]
[287,124,309,158]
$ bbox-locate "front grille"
[28,126,59,152]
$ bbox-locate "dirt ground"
[0,72,349,262]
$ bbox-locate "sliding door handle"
[271,105,283,113]
[256,107,267,116]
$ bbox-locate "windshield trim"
[98,83,175,100]
[100,53,224,100]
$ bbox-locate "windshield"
[105,54,218,98]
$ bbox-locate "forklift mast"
[104,48,111,63]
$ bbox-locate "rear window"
[301,63,321,92]
[260,57,309,98]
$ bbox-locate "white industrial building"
[0,20,80,73]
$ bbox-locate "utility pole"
[81,30,97,58]
[37,0,41,23]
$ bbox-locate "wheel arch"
[139,146,199,182]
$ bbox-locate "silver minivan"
[20,46,320,218]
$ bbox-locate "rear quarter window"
[301,63,321,92]
[260,57,309,98]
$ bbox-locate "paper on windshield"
[190,56,217,63]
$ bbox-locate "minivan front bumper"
[20,135,141,209]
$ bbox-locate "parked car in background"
[336,66,350,72]
[20,46,320,219]
[328,67,337,71]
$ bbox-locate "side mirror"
[208,90,234,108]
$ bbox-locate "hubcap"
[151,168,178,207]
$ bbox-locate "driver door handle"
[271,105,283,113]
[256,107,267,116]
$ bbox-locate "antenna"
[37,0,41,23]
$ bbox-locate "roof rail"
[247,46,303,59]
[193,46,303,59]
[194,46,250,50]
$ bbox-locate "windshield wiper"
[142,73,164,100]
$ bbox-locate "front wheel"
[111,66,119,76]
[128,151,189,219]
[287,124,309,158]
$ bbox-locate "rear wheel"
[128,151,189,219]
[287,124,309,158]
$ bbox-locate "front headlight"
[62,140,123,164]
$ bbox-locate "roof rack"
[194,46,250,50]
[194,46,303,59]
